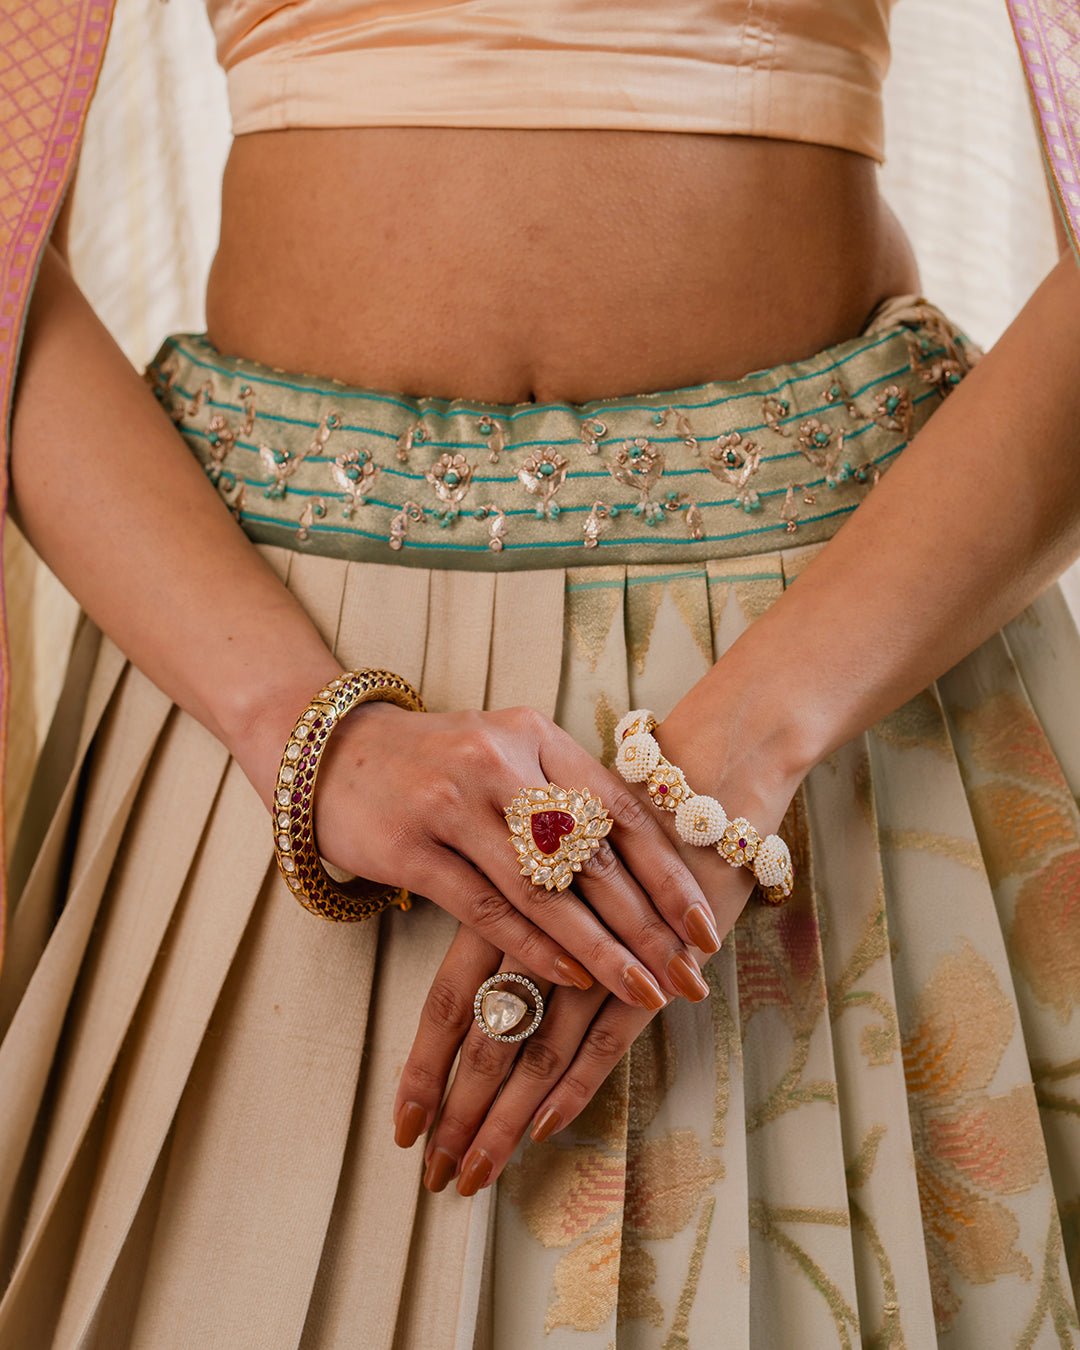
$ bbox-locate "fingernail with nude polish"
[667,952,710,1002]
[457,1151,493,1197]
[530,1107,563,1144]
[685,904,721,954]
[623,964,666,1011]
[424,1148,457,1193]
[394,1101,426,1149]
[554,955,594,990]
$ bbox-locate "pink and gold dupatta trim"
[1006,0,1080,258]
[0,0,115,967]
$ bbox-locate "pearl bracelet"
[613,709,793,904]
[273,669,426,920]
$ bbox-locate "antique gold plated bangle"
[273,669,426,920]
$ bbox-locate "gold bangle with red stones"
[613,709,793,904]
[273,669,426,920]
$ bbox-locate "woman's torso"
[205,128,920,404]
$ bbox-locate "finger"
[436,812,673,1013]
[426,988,536,1193]
[449,981,612,1195]
[536,722,722,953]
[409,848,596,993]
[456,995,655,1196]
[573,837,710,1003]
[392,925,500,1159]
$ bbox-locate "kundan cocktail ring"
[474,973,545,1042]
[504,783,613,891]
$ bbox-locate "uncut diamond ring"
[474,973,545,1042]
[504,783,613,891]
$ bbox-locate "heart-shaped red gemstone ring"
[504,783,613,890]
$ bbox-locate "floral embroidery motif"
[606,438,666,524]
[260,412,341,500]
[779,483,817,533]
[296,497,327,542]
[331,448,379,518]
[952,689,1080,1023]
[161,306,973,556]
[821,376,865,420]
[902,941,1047,1331]
[388,500,424,549]
[187,378,214,417]
[762,394,792,434]
[395,420,427,463]
[584,501,616,549]
[474,502,509,551]
[873,385,913,436]
[920,357,965,396]
[798,418,850,487]
[426,452,474,523]
[204,385,255,484]
[478,413,508,463]
[518,447,569,519]
[654,407,699,454]
[580,417,607,454]
[705,434,762,512]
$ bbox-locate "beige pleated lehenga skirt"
[2,302,1079,1349]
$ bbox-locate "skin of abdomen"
[206,127,920,404]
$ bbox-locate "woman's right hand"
[310,699,720,1007]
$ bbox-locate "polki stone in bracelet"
[614,708,794,904]
[273,669,426,921]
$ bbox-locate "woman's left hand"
[392,685,804,1194]
[392,922,658,1195]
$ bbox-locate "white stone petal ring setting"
[504,783,614,891]
[474,973,545,1042]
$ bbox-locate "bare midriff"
[206,128,920,405]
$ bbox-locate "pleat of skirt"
[2,543,1080,1349]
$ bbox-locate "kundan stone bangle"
[613,709,794,904]
[273,669,426,921]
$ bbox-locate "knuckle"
[505,703,546,739]
[577,839,620,884]
[468,889,515,932]
[581,1024,627,1065]
[516,1036,563,1081]
[606,787,653,834]
[400,1061,445,1099]
[461,1033,512,1079]
[469,728,507,775]
[423,977,473,1036]
[510,924,548,972]
[484,1110,527,1150]
[560,1069,600,1106]
[435,1107,476,1143]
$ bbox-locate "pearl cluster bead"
[613,708,793,904]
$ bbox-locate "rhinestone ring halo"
[474,973,545,1043]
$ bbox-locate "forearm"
[9,245,342,803]
[669,252,1080,789]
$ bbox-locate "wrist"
[660,634,818,816]
[216,635,344,810]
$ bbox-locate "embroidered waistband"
[147,299,975,571]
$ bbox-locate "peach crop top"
[208,0,895,162]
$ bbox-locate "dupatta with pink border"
[0,0,116,966]
[1006,1,1080,261]
[0,0,1077,971]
